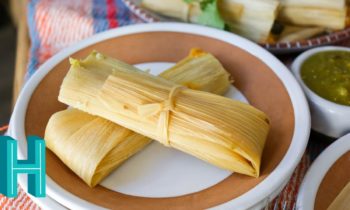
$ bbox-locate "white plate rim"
[10,22,310,210]
[296,134,350,210]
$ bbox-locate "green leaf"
[197,0,225,29]
[199,0,215,10]
[183,0,195,3]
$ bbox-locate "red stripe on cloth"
[14,189,27,209]
[106,0,118,28]
[268,154,310,210]
[0,125,8,132]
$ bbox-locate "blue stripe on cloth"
[92,0,110,33]
[114,0,133,26]
[26,0,41,79]
[92,0,139,32]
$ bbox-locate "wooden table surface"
[10,0,29,106]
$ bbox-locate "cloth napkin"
[1,0,335,209]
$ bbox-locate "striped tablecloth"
[0,0,341,209]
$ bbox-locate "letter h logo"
[0,136,46,198]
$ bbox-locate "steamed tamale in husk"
[278,0,347,30]
[328,182,350,210]
[45,49,231,187]
[141,0,279,43]
[57,50,270,182]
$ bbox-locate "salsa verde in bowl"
[292,46,350,138]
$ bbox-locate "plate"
[123,0,350,53]
[10,23,310,209]
[297,134,350,210]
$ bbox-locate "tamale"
[280,0,346,10]
[45,109,144,186]
[224,0,280,43]
[58,52,270,178]
[45,49,231,187]
[141,0,190,21]
[278,26,325,42]
[141,0,278,43]
[278,6,347,30]
[328,182,350,210]
[141,0,244,27]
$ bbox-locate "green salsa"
[301,51,350,106]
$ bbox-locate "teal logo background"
[0,136,46,198]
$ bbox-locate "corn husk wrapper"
[224,0,280,43]
[141,0,278,43]
[278,6,347,30]
[141,0,190,21]
[278,26,326,42]
[328,182,350,210]
[58,51,270,179]
[45,49,231,187]
[141,0,243,23]
[280,0,346,10]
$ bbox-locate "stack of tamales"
[45,49,270,187]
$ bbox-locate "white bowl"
[291,46,350,138]
[10,23,310,210]
[297,134,350,210]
